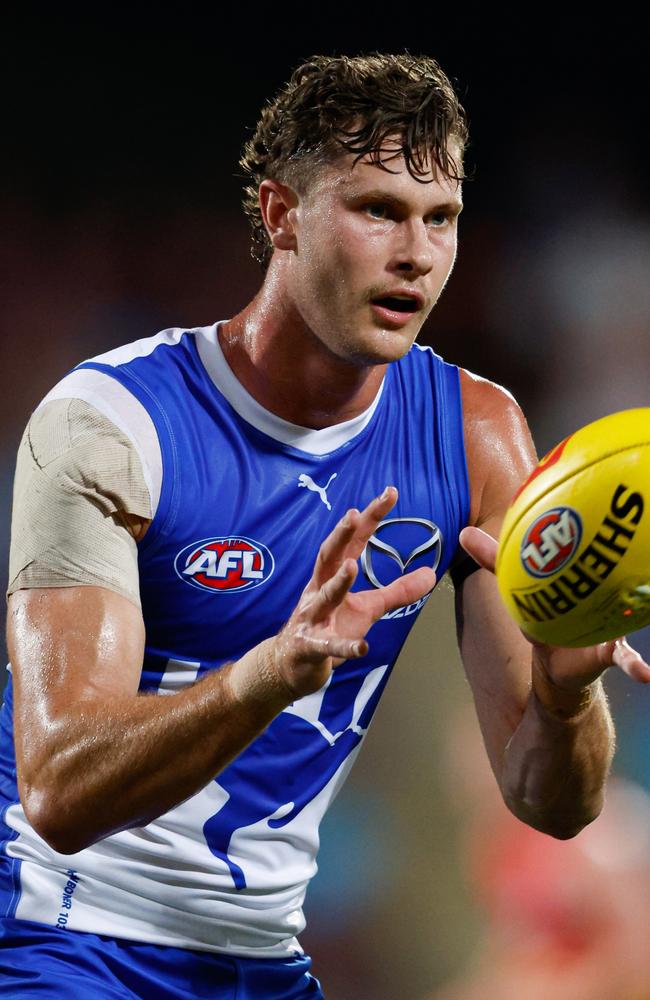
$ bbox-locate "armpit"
[450,552,481,590]
[7,399,152,609]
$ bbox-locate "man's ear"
[259,179,299,252]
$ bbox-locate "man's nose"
[389,220,434,276]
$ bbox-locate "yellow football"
[495,409,650,647]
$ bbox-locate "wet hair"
[240,53,468,268]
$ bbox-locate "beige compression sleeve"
[8,398,153,609]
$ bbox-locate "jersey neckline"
[193,322,386,457]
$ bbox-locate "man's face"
[285,148,463,366]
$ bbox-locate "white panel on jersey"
[282,675,337,746]
[157,658,201,695]
[39,368,163,517]
[5,666,389,956]
[6,782,306,956]
[84,325,188,367]
[194,323,385,456]
[349,664,389,735]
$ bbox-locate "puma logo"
[297,472,338,510]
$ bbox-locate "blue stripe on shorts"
[0,917,324,999]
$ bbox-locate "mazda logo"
[361,517,443,589]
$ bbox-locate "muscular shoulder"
[459,369,538,530]
[27,399,151,519]
[8,396,152,606]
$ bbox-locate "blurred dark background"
[3,13,650,998]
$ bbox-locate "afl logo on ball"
[520,507,582,579]
[175,536,275,594]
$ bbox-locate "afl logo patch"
[175,536,275,594]
[520,507,582,578]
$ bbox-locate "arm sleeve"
[7,398,153,609]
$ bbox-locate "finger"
[312,509,360,588]
[292,631,369,663]
[372,565,436,617]
[307,559,359,622]
[610,638,650,684]
[309,487,399,593]
[459,526,497,574]
[345,486,399,561]
[362,485,398,525]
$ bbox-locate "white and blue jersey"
[0,323,470,957]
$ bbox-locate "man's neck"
[219,274,387,431]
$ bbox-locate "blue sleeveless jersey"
[0,324,470,957]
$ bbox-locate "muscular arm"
[8,585,291,854]
[9,489,434,855]
[456,371,629,838]
[456,567,615,837]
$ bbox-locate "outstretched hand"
[460,525,650,689]
[271,487,436,699]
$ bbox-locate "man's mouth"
[371,294,420,314]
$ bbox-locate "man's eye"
[365,204,389,219]
[428,213,448,227]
